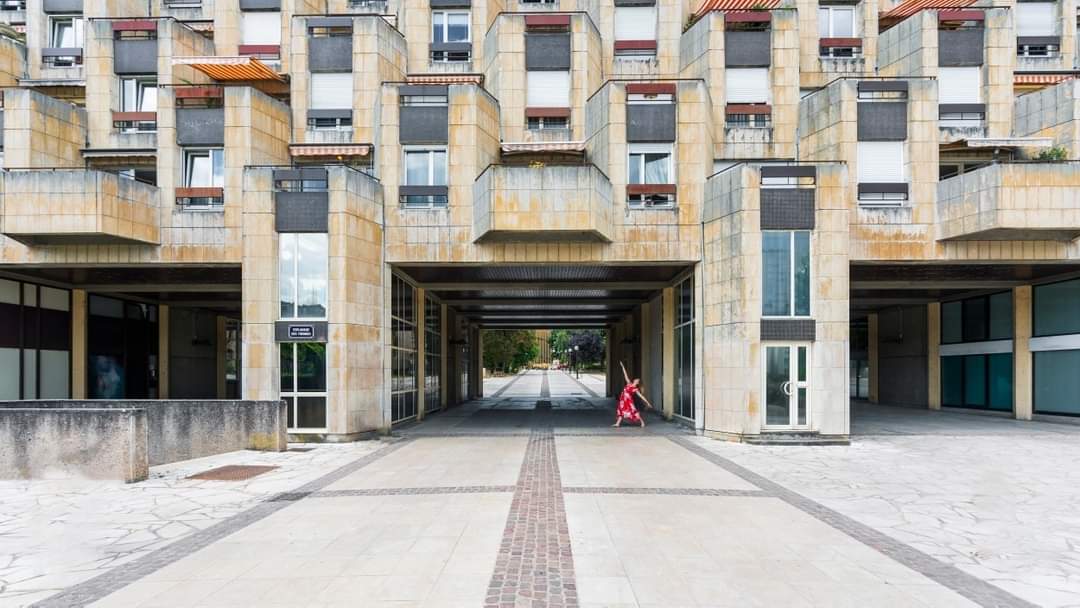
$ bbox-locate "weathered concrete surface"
[0,400,286,474]
[0,408,149,482]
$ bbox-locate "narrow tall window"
[762,231,810,317]
[391,275,418,422]
[431,10,471,61]
[240,10,281,58]
[180,148,224,208]
[401,147,448,207]
[856,141,906,204]
[49,16,82,47]
[280,343,327,431]
[279,233,328,320]
[818,5,854,37]
[308,72,353,129]
[627,143,674,207]
[614,5,657,57]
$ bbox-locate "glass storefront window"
[762,231,810,317]
[391,274,418,422]
[942,292,1013,344]
[88,294,156,399]
[424,295,442,414]
[942,353,1012,412]
[674,276,695,421]
[1034,349,1080,416]
[1034,278,1080,337]
[280,342,327,431]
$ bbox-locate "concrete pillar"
[440,303,448,410]
[71,289,87,399]
[640,302,653,406]
[476,327,484,398]
[1014,285,1033,421]
[215,315,227,399]
[158,305,169,399]
[868,312,879,404]
[662,286,675,420]
[927,302,941,410]
[416,288,426,421]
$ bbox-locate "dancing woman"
[613,361,654,428]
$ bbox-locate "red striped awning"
[172,56,283,81]
[406,73,484,86]
[880,0,975,23]
[1014,73,1077,86]
[501,141,586,154]
[693,0,779,18]
[289,144,372,158]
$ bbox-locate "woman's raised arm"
[619,361,630,384]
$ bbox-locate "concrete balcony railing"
[936,162,1080,241]
[0,169,160,245]
[473,163,613,243]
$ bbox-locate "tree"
[482,330,539,374]
[549,329,606,368]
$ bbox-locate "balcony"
[936,162,1080,241]
[0,169,160,245]
[473,164,613,243]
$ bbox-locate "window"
[49,16,82,47]
[725,68,770,104]
[279,233,328,320]
[614,6,657,54]
[856,141,906,203]
[309,73,352,110]
[401,147,448,207]
[526,70,570,107]
[941,292,1012,344]
[627,143,674,207]
[726,112,771,128]
[391,274,418,422]
[818,5,854,37]
[183,148,223,188]
[938,67,981,104]
[432,10,469,42]
[762,231,810,317]
[241,11,281,46]
[1034,277,1080,337]
[0,280,71,401]
[120,77,157,113]
[527,115,568,130]
[674,276,695,421]
[280,343,327,431]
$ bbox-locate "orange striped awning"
[406,73,484,86]
[289,144,372,158]
[501,141,586,154]
[879,0,975,23]
[172,56,283,82]
[693,0,779,18]
[1014,73,1077,86]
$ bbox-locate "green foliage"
[1037,146,1069,161]
[549,330,606,367]
[482,330,539,374]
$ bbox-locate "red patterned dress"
[617,384,642,423]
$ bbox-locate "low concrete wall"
[0,400,287,481]
[0,408,149,482]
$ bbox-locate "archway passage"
[392,263,696,434]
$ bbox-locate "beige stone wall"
[701,162,849,438]
[289,15,407,146]
[2,88,86,168]
[239,168,277,402]
[984,8,1013,138]
[593,0,683,79]
[1011,0,1077,73]
[0,169,160,244]
[876,11,933,78]
[1014,79,1080,159]
[399,0,494,72]
[0,35,25,86]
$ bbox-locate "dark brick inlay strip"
[274,485,516,500]
[563,370,599,398]
[541,370,551,398]
[562,486,770,497]
[667,436,1039,608]
[31,440,411,608]
[490,372,527,398]
[485,429,577,608]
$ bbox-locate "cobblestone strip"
[275,485,516,500]
[485,429,578,608]
[667,436,1039,608]
[490,372,527,398]
[562,486,770,497]
[31,440,411,608]
[541,370,551,398]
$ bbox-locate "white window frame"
[761,230,812,319]
[761,342,812,430]
[627,143,673,186]
[182,148,224,189]
[402,147,448,187]
[856,141,907,205]
[241,10,281,46]
[431,10,471,43]
[278,233,328,321]
[49,15,82,48]
[724,68,771,104]
[818,5,856,38]
[614,5,657,42]
[526,70,571,108]
[309,72,353,111]
[280,344,328,433]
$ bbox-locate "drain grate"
[287,447,315,453]
[187,465,278,481]
[535,400,552,410]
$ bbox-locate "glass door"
[764,344,810,429]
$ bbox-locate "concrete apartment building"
[0,0,1079,443]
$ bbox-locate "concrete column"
[927,302,941,410]
[71,289,87,399]
[1014,285,1033,421]
[416,288,426,421]
[476,327,484,398]
[215,315,227,399]
[868,312,879,404]
[662,286,675,420]
[440,303,448,410]
[158,305,170,399]
[640,302,652,406]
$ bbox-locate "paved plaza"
[3,370,1080,607]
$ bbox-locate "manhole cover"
[287,447,315,453]
[187,465,278,481]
